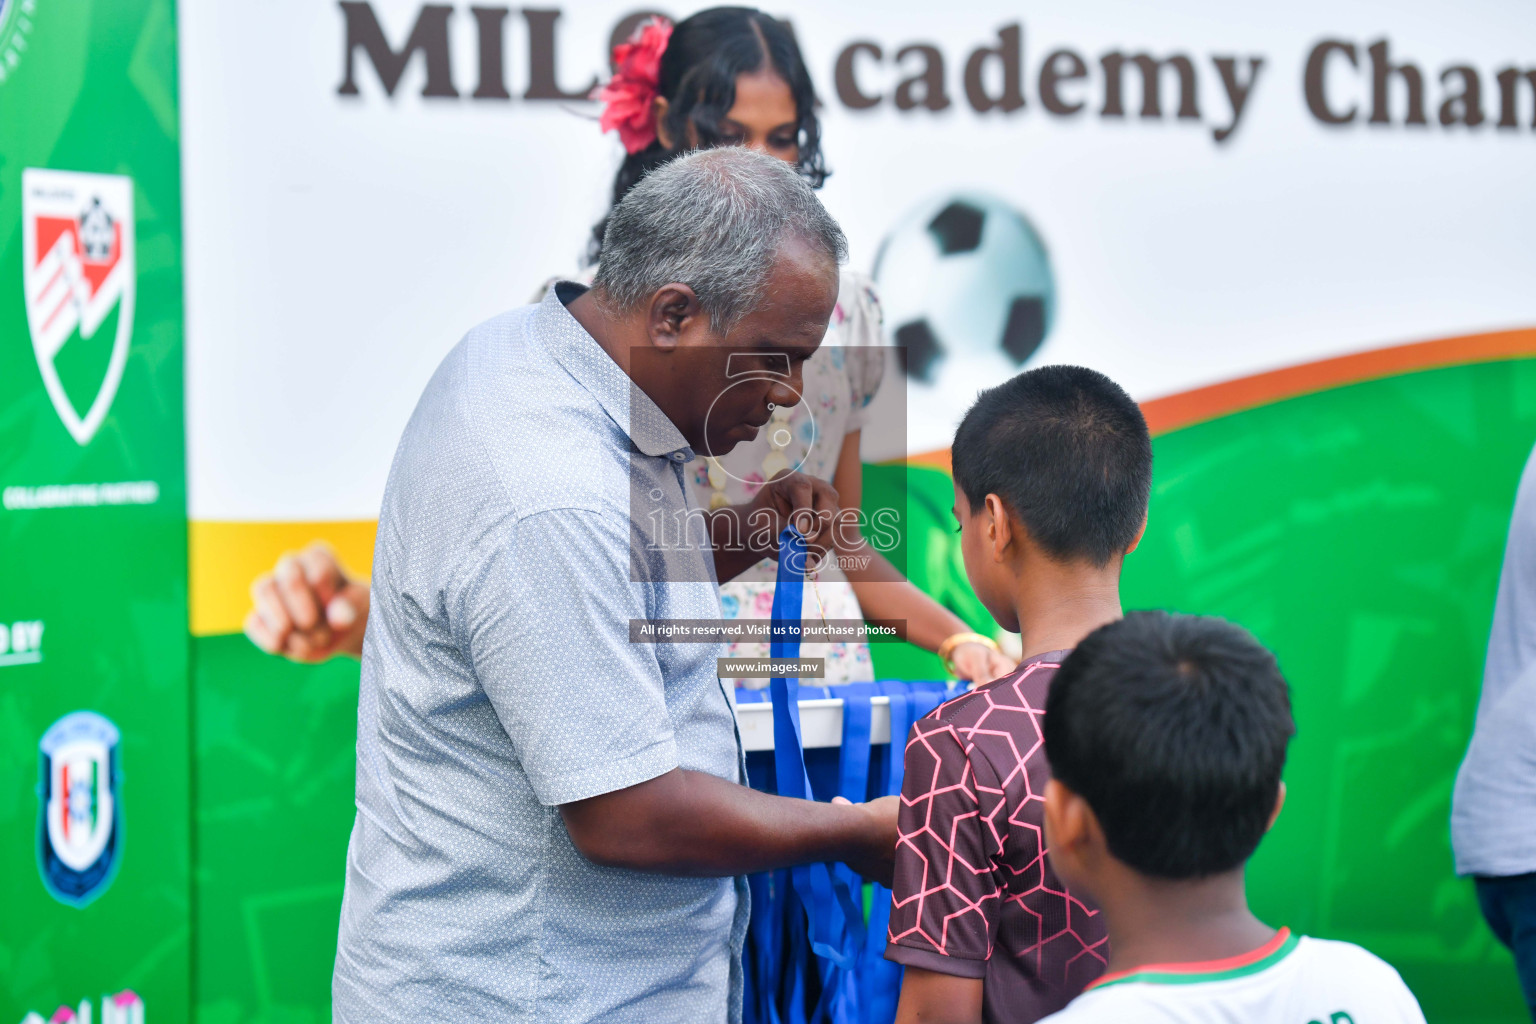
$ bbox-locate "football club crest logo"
[38,710,122,907]
[22,168,136,445]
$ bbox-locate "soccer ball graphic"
[874,192,1055,451]
[78,198,116,264]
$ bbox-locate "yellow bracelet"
[937,631,999,678]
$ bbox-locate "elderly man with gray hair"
[332,147,899,1023]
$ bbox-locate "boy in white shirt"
[1038,611,1426,1024]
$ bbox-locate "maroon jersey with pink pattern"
[885,651,1108,1023]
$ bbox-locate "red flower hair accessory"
[595,17,673,155]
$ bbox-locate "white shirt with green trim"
[1038,930,1426,1024]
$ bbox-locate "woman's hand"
[949,640,1016,687]
[244,541,370,662]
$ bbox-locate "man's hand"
[747,470,839,558]
[244,542,370,662]
[710,470,840,581]
[833,794,899,887]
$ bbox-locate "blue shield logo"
[38,710,122,907]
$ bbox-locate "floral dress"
[691,270,886,687]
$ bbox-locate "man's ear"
[1266,781,1286,832]
[647,284,702,351]
[983,493,1013,563]
[1125,515,1148,555]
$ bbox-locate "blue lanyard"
[750,526,964,1024]
[768,527,866,971]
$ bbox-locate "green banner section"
[195,640,356,1024]
[0,0,188,1021]
[1123,358,1536,1023]
[884,356,1536,1023]
[188,358,1536,1023]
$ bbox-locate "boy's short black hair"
[951,365,1151,566]
[1044,611,1295,880]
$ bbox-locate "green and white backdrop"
[5,0,1536,1021]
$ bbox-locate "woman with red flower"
[584,8,1018,689]
[245,7,1015,690]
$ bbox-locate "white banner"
[179,0,1536,519]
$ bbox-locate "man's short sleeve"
[460,507,680,806]
[885,712,1005,977]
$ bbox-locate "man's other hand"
[833,793,899,887]
[244,541,370,662]
[560,770,901,883]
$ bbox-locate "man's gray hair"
[593,147,848,333]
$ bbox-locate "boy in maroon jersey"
[886,365,1153,1024]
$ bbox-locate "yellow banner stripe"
[189,520,377,636]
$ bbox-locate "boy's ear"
[1266,781,1286,832]
[1044,778,1084,853]
[983,493,1013,562]
[1044,778,1102,897]
[1125,515,1148,555]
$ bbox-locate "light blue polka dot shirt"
[334,284,748,1023]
